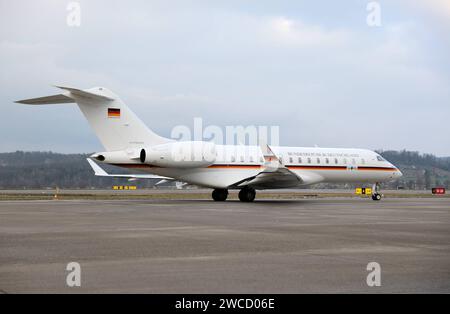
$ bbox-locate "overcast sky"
[1,0,449,156]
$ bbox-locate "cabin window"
[317,158,320,164]
[334,158,338,164]
[307,157,311,164]
[240,156,244,162]
[325,158,329,164]
[298,157,302,164]
[231,156,236,162]
[289,157,293,164]
[250,156,254,163]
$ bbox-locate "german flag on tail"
[108,108,120,118]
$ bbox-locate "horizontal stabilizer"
[15,85,114,104]
[55,86,114,101]
[15,94,74,105]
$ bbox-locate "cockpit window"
[376,156,385,161]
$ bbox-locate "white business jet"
[16,86,402,202]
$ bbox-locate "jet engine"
[140,141,216,168]
[90,149,140,163]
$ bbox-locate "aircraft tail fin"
[16,86,172,151]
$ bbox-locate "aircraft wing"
[86,158,173,181]
[229,167,303,189]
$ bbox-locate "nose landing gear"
[372,193,382,201]
[371,183,382,201]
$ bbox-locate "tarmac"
[0,196,449,293]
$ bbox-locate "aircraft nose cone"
[396,169,403,177]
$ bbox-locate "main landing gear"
[238,187,256,202]
[212,188,228,201]
[371,183,382,201]
[211,188,256,202]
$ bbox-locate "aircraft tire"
[371,193,382,201]
[239,188,256,202]
[212,189,228,201]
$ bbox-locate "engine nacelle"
[140,141,216,168]
[91,149,140,163]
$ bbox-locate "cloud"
[265,16,350,46]
[0,1,449,156]
[412,0,450,20]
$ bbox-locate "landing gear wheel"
[238,188,256,202]
[372,193,382,201]
[212,189,228,201]
[371,182,382,201]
